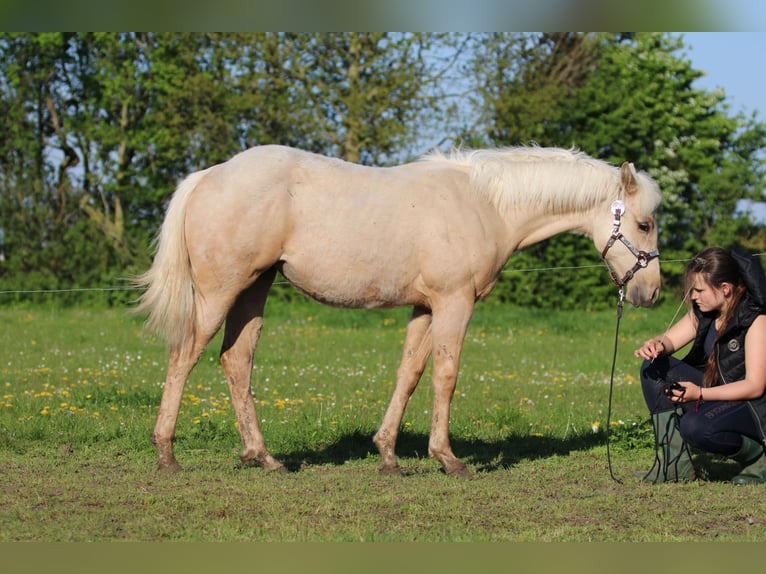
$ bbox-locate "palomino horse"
[134,145,661,478]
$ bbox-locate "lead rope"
[643,291,692,482]
[606,288,690,483]
[606,288,625,483]
[600,193,661,483]
[602,197,628,483]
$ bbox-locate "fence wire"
[0,256,754,297]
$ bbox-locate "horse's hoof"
[265,462,288,474]
[240,454,287,473]
[445,465,473,480]
[157,460,182,473]
[378,464,403,477]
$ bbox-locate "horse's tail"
[132,168,211,352]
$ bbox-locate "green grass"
[1,299,766,542]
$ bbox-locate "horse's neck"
[511,208,594,250]
[489,166,607,250]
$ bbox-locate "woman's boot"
[731,436,766,485]
[641,410,696,483]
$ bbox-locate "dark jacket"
[681,249,766,444]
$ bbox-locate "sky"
[681,32,766,119]
[679,32,766,219]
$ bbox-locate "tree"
[464,32,766,307]
[558,33,766,295]
[2,33,762,308]
[462,33,600,148]
[0,33,108,295]
[254,32,444,165]
[0,33,263,299]
[0,33,453,302]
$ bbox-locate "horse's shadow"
[274,429,605,474]
[264,430,745,482]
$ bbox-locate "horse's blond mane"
[421,146,626,216]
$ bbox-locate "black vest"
[682,293,761,385]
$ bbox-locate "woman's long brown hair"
[684,248,747,388]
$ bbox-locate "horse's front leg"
[221,271,285,472]
[373,306,433,475]
[428,299,474,479]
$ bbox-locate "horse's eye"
[638,221,651,233]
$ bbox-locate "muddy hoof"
[445,465,473,480]
[378,464,403,477]
[239,455,287,473]
[265,462,288,474]
[157,460,183,473]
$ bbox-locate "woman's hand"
[634,338,666,361]
[634,311,697,362]
[664,381,702,404]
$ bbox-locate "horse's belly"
[280,259,420,309]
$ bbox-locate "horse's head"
[594,162,661,307]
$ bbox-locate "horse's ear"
[620,161,639,195]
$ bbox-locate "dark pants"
[640,357,757,456]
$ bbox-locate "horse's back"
[193,144,477,227]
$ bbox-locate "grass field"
[2,297,766,542]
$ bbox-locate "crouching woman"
[634,247,766,484]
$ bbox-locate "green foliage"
[0,32,445,303]
[462,32,766,308]
[489,235,618,310]
[0,33,764,309]
[556,34,766,263]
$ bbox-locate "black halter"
[600,198,660,295]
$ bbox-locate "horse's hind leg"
[373,306,433,475]
[219,267,285,472]
[154,310,224,472]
